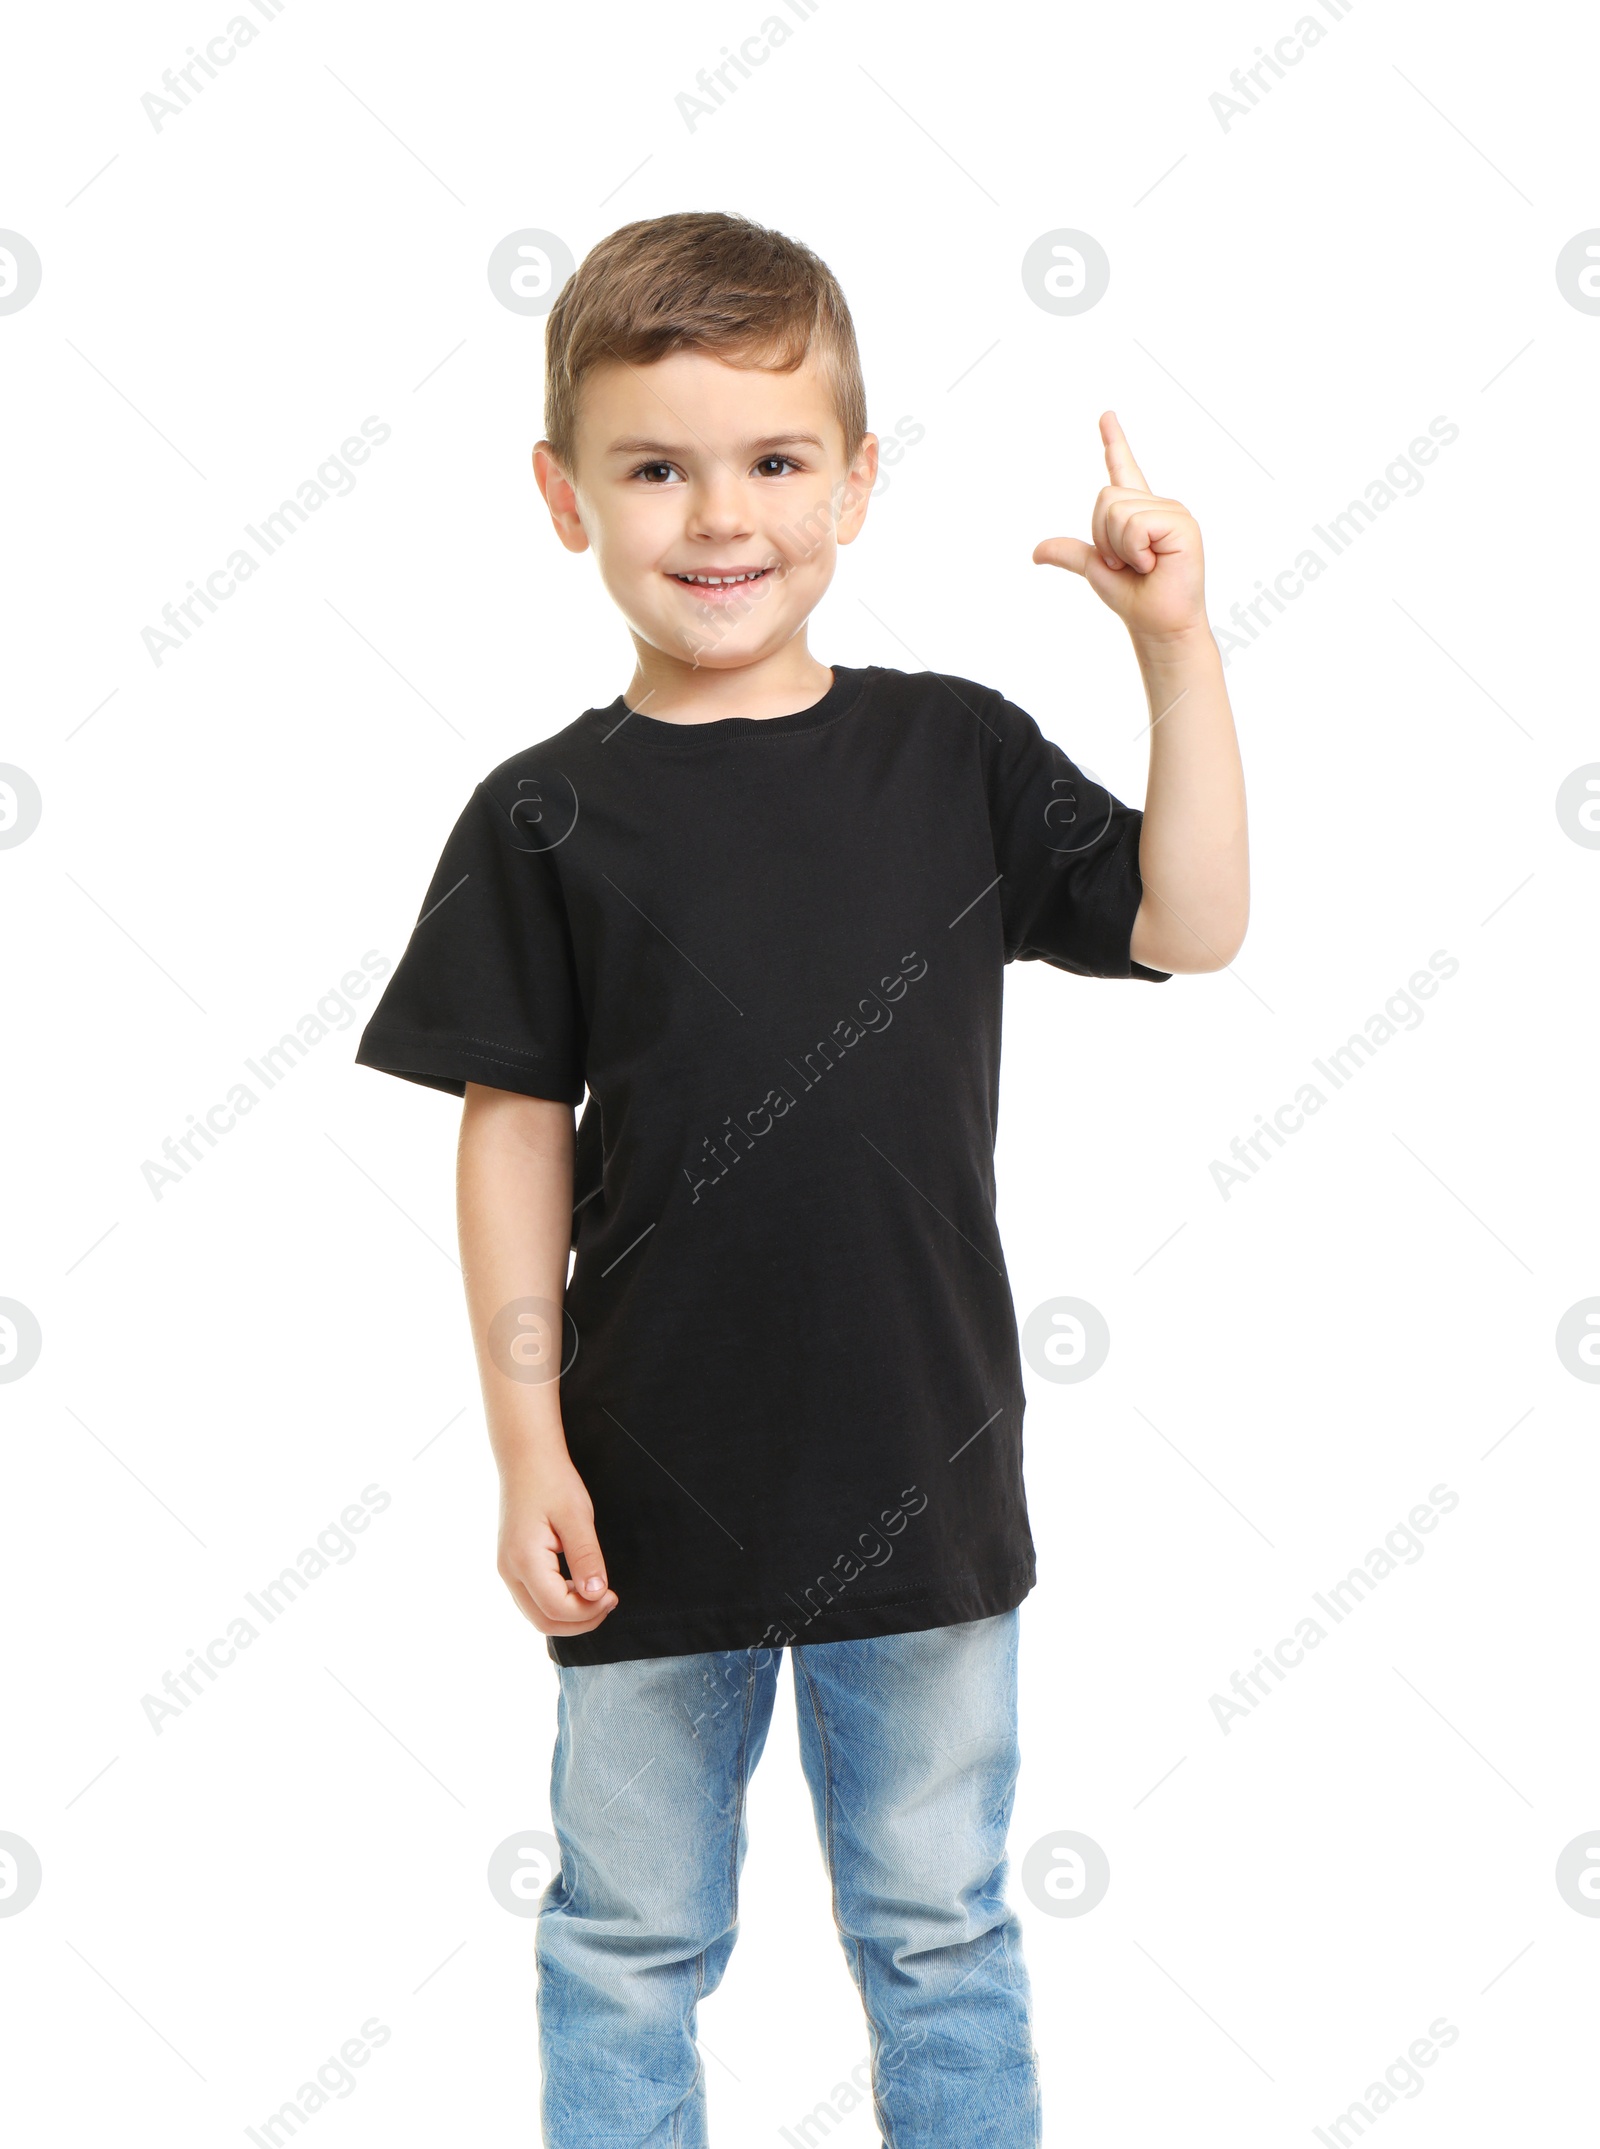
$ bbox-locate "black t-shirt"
[355,664,1169,1665]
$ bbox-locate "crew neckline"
[588,664,872,748]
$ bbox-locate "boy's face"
[534,348,877,674]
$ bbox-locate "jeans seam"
[795,1651,898,2149]
[729,1654,758,1906]
[680,1944,707,2149]
[670,1656,758,2149]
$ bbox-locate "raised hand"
[1033,411,1207,645]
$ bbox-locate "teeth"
[673,570,766,585]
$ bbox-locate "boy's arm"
[1127,626,1247,974]
[457,1081,619,1636]
[1034,411,1249,975]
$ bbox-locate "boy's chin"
[639,625,791,671]
[681,643,778,673]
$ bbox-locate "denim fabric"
[536,1609,1042,2147]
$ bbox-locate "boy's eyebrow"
[604,431,828,457]
[746,433,827,452]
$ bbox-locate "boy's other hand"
[1033,411,1207,646]
[498,1446,620,1636]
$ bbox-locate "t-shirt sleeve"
[354,778,587,1103]
[979,684,1172,982]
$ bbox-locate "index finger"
[1101,409,1149,492]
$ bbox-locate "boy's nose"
[684,477,754,541]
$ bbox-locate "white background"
[3,1,1597,2142]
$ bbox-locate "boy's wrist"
[494,1409,573,1476]
[1129,617,1217,665]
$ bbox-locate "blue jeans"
[535,1609,1041,2148]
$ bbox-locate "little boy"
[356,210,1247,2148]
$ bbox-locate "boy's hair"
[542,211,867,475]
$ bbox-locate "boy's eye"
[627,454,800,483]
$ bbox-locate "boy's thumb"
[1033,535,1092,576]
[557,1515,609,1597]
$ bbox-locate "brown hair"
[541,211,867,475]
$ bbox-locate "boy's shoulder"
[474,704,606,805]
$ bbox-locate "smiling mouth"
[665,565,776,598]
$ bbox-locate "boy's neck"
[622,637,835,726]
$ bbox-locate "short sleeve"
[354,780,586,1103]
[980,687,1171,982]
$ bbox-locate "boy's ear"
[532,441,591,554]
[834,433,880,548]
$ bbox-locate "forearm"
[1128,624,1249,972]
[456,1083,576,1470]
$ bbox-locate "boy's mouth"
[665,565,775,602]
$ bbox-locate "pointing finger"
[1101,409,1149,492]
